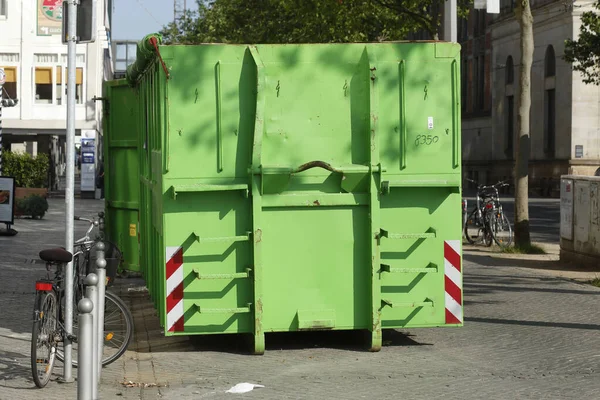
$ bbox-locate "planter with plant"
[15,195,49,219]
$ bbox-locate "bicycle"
[463,179,513,249]
[56,214,133,367]
[31,216,133,388]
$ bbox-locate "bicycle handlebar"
[467,180,510,190]
[74,216,99,244]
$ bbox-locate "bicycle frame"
[34,263,72,343]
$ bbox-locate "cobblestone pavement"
[1,199,600,399]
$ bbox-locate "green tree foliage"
[373,0,472,39]
[3,152,49,188]
[160,0,472,45]
[564,1,600,85]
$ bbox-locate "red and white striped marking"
[444,240,463,324]
[166,246,185,332]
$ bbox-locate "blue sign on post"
[82,152,95,164]
[80,137,96,192]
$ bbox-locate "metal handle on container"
[292,161,342,174]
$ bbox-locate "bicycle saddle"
[39,248,73,263]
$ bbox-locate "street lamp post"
[62,0,78,383]
[443,0,500,42]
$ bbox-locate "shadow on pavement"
[466,316,600,331]
[466,281,600,296]
[0,350,34,389]
[187,329,430,355]
[464,252,600,276]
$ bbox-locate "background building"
[0,0,113,192]
[461,0,600,196]
[459,6,494,191]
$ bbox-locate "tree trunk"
[514,1,533,247]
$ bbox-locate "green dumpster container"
[103,80,141,273]
[108,36,463,354]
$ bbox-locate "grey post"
[63,0,79,382]
[95,241,106,379]
[77,298,94,400]
[85,273,99,399]
[98,212,105,240]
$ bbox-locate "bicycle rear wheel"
[56,290,133,367]
[464,209,485,244]
[490,211,513,249]
[31,291,58,388]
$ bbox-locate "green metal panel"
[103,80,140,272]
[108,41,463,352]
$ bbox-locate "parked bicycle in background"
[31,213,133,388]
[463,179,513,249]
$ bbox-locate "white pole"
[63,0,78,382]
[443,0,458,42]
[95,242,107,380]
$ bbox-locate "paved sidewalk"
[463,242,600,282]
[2,199,600,399]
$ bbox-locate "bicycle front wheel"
[101,290,134,365]
[56,290,133,367]
[31,291,58,388]
[490,211,513,249]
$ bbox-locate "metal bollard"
[77,298,94,400]
[84,273,99,399]
[95,241,106,379]
[98,212,105,239]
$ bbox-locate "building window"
[56,66,84,104]
[34,53,85,105]
[0,0,7,18]
[544,45,556,156]
[505,96,514,157]
[505,56,514,85]
[35,67,53,104]
[505,55,515,157]
[461,59,468,112]
[474,10,486,37]
[544,89,556,155]
[474,54,485,110]
[0,66,17,100]
[545,45,556,77]
[458,17,469,42]
[500,0,516,15]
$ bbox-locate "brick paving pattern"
[1,199,599,399]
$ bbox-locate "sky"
[111,0,197,41]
